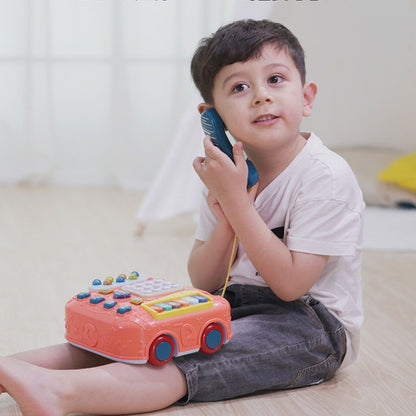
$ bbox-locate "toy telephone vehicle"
[65,272,233,366]
[200,108,259,189]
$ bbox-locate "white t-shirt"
[195,132,365,367]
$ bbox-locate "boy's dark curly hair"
[191,19,306,104]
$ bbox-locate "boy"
[0,19,364,415]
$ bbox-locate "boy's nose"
[253,87,273,106]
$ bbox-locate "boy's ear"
[197,103,213,114]
[303,81,317,117]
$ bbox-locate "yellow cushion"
[378,153,416,193]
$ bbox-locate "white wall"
[270,0,416,150]
[0,0,414,190]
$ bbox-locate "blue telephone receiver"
[200,108,259,189]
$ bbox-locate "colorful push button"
[113,290,131,299]
[130,297,143,305]
[103,276,114,285]
[149,305,164,313]
[177,299,190,307]
[117,305,132,315]
[99,288,114,295]
[129,271,139,280]
[182,296,199,305]
[167,301,181,309]
[90,296,105,304]
[155,302,173,311]
[104,301,117,309]
[92,279,101,286]
[77,292,91,300]
[116,274,126,283]
[193,295,208,303]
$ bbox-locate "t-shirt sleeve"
[195,188,218,242]
[286,198,363,256]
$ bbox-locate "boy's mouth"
[253,114,279,124]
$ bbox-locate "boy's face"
[200,44,316,155]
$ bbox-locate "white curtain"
[0,0,238,188]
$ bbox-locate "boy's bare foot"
[0,356,68,416]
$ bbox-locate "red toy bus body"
[65,274,232,365]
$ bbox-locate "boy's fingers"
[203,135,221,160]
[232,141,245,165]
[204,135,233,163]
[193,157,205,178]
[233,142,249,178]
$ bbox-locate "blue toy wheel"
[148,335,175,366]
[200,323,224,354]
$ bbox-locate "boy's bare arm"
[222,197,328,301]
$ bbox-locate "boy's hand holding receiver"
[193,135,257,224]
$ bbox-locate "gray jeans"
[173,284,346,403]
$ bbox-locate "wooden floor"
[0,185,415,416]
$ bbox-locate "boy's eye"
[232,83,249,93]
[269,75,283,84]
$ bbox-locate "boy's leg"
[10,342,112,369]
[1,343,109,396]
[0,356,187,416]
[174,285,346,403]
